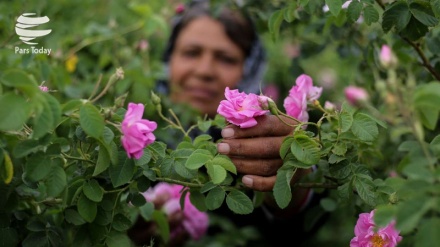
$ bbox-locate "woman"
[129,1,325,246]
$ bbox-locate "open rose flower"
[217,87,268,128]
[121,103,157,159]
[350,210,402,247]
[142,183,209,241]
[283,74,322,122]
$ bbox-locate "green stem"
[62,153,95,164]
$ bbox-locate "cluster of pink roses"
[350,210,402,247]
[142,183,209,241]
[217,74,323,128]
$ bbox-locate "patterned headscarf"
[156,0,267,95]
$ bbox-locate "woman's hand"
[217,115,296,191]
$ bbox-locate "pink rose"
[344,86,369,106]
[217,87,268,128]
[283,74,322,122]
[121,103,157,159]
[142,183,209,241]
[350,210,402,247]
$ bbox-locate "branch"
[402,37,440,81]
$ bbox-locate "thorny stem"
[90,68,124,103]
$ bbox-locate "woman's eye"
[218,55,238,65]
[182,50,199,58]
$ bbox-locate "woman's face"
[169,16,245,117]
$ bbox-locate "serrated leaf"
[185,149,213,170]
[83,179,103,202]
[206,186,225,210]
[79,103,104,139]
[273,166,296,208]
[340,111,353,132]
[225,190,253,214]
[24,154,52,182]
[77,194,97,223]
[351,113,378,142]
[347,0,363,22]
[432,0,440,17]
[382,1,411,32]
[374,204,396,227]
[280,136,295,159]
[290,135,321,165]
[65,209,86,226]
[109,155,135,187]
[112,214,132,231]
[189,189,207,212]
[354,176,376,206]
[410,1,439,26]
[174,161,196,179]
[332,142,347,156]
[45,165,67,197]
[326,0,343,16]
[106,232,131,247]
[363,5,380,25]
[206,163,227,184]
[212,155,236,174]
[93,145,111,176]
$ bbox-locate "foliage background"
[1,0,440,246]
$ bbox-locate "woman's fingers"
[230,157,283,176]
[221,115,295,139]
[242,175,276,192]
[217,136,285,158]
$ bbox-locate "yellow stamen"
[371,234,386,247]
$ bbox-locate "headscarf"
[156,0,267,96]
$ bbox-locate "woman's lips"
[185,87,217,100]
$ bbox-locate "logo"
[14,13,52,55]
[15,13,52,45]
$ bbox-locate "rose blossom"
[380,45,398,69]
[217,87,268,128]
[121,103,157,159]
[350,210,402,247]
[344,86,369,106]
[39,86,49,92]
[142,183,209,241]
[283,74,322,122]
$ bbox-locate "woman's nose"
[193,53,215,80]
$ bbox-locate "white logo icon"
[15,13,52,45]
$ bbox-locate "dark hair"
[163,1,257,61]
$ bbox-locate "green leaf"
[280,136,295,159]
[0,151,13,185]
[0,69,39,97]
[112,214,132,232]
[396,196,435,234]
[415,218,440,247]
[326,0,343,16]
[139,202,154,221]
[374,204,397,227]
[206,186,225,210]
[351,113,378,142]
[339,112,353,133]
[79,103,104,139]
[61,99,83,115]
[200,182,217,193]
[273,166,296,209]
[83,179,103,202]
[148,142,167,158]
[22,232,49,247]
[152,210,170,243]
[189,189,207,212]
[354,176,376,206]
[290,135,321,165]
[332,142,347,156]
[106,231,131,247]
[410,1,439,26]
[400,16,429,41]
[24,154,52,182]
[337,182,352,201]
[65,209,86,225]
[320,198,337,212]
[347,0,363,22]
[363,5,380,25]
[12,139,41,158]
[284,1,297,22]
[77,194,97,223]
[197,120,212,132]
[268,9,284,41]
[0,93,30,131]
[418,106,439,130]
[45,165,67,197]
[31,95,54,139]
[174,161,196,179]
[382,1,411,32]
[109,155,135,187]
[93,145,111,176]
[185,149,213,170]
[225,190,253,214]
[432,0,440,17]
[206,162,227,184]
[212,155,236,175]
